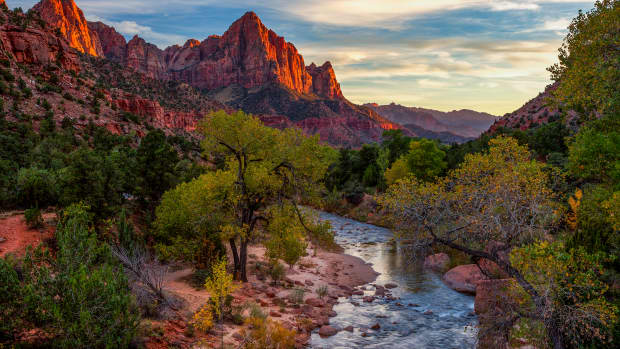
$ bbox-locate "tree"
[380,137,610,348]
[382,129,411,165]
[384,156,409,186]
[567,115,620,186]
[158,110,336,281]
[135,130,179,211]
[204,258,238,346]
[16,166,57,208]
[405,138,446,182]
[20,203,139,348]
[548,0,619,118]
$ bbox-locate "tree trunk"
[240,239,248,282]
[229,238,240,279]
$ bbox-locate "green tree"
[384,156,410,186]
[382,129,411,165]
[548,0,619,118]
[19,203,139,348]
[157,110,336,281]
[135,130,179,211]
[405,138,447,181]
[567,115,620,186]
[381,137,578,348]
[16,166,57,208]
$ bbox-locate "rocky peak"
[87,21,126,61]
[183,39,200,48]
[33,0,103,56]
[125,35,166,79]
[307,61,344,99]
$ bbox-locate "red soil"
[0,212,56,257]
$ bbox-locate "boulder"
[423,253,450,272]
[344,325,354,332]
[363,296,375,303]
[442,264,487,294]
[305,298,326,308]
[384,283,398,289]
[318,325,338,337]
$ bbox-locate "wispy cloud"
[87,15,186,47]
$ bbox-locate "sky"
[10,0,595,115]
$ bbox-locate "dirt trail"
[0,212,56,257]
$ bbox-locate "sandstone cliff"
[33,0,103,57]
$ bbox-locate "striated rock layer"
[33,0,103,56]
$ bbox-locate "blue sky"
[10,0,594,115]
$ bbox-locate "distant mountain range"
[2,0,519,146]
[365,103,497,143]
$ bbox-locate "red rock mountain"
[33,0,103,57]
[24,1,402,145]
[88,12,344,100]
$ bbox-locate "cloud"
[87,15,186,47]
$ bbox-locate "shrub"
[24,207,43,228]
[268,262,285,286]
[23,203,140,348]
[316,285,328,300]
[0,257,25,341]
[289,287,305,306]
[242,316,296,349]
[191,304,214,332]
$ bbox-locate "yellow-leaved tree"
[156,110,337,281]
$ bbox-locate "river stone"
[423,253,450,272]
[371,323,381,330]
[344,325,354,332]
[318,325,338,337]
[363,296,375,303]
[442,264,487,294]
[385,283,398,289]
[306,298,326,307]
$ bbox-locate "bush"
[0,257,25,341]
[268,262,285,286]
[242,316,296,349]
[289,287,305,305]
[24,207,43,228]
[316,285,328,300]
[23,203,140,348]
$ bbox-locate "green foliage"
[6,203,140,347]
[268,262,286,286]
[16,166,57,207]
[0,257,24,341]
[567,115,620,186]
[24,207,43,229]
[265,205,308,268]
[135,130,179,210]
[568,185,618,262]
[405,138,447,181]
[385,156,410,186]
[548,0,620,118]
[512,241,618,348]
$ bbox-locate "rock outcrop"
[0,12,79,71]
[87,21,126,62]
[33,0,103,57]
[442,264,487,294]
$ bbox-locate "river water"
[310,212,478,349]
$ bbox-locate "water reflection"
[310,212,477,349]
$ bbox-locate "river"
[310,211,478,349]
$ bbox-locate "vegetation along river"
[310,212,478,349]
